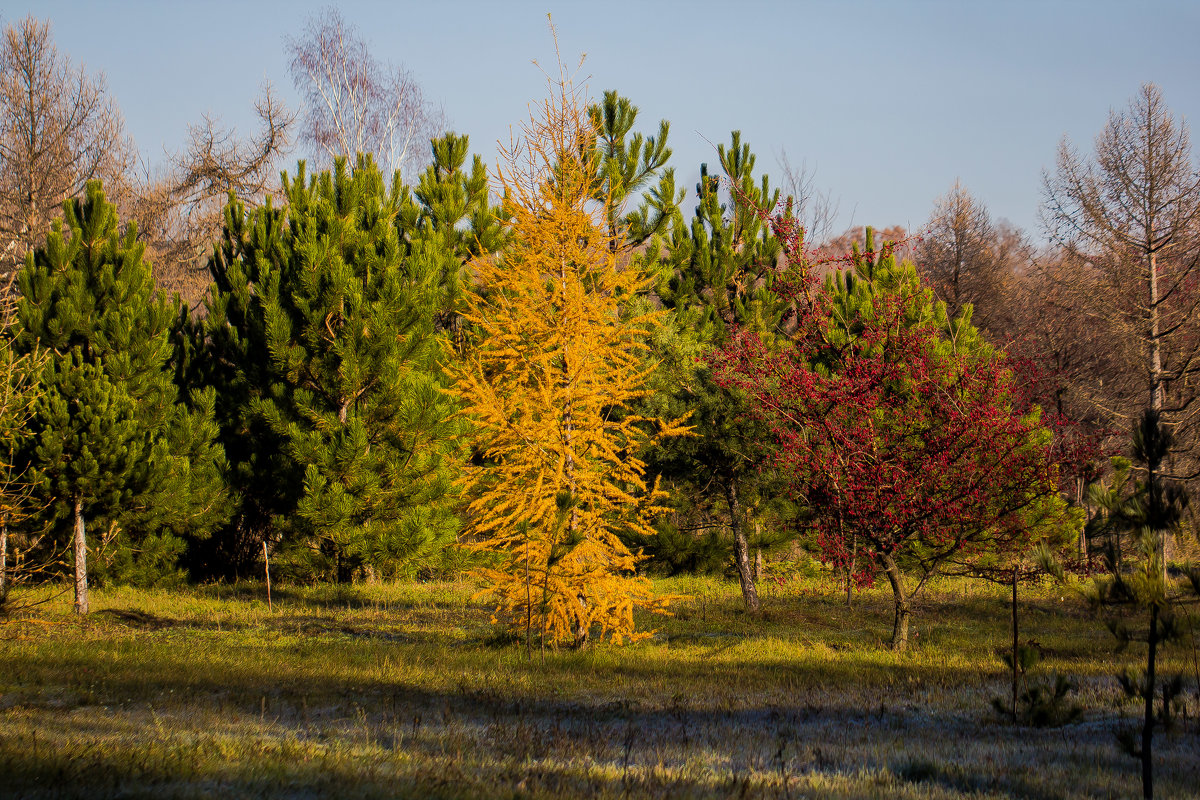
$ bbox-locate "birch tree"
[286,8,443,180]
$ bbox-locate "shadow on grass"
[193,582,495,613]
[95,609,210,631]
[2,631,1017,720]
[894,757,1067,800]
[0,741,780,800]
[0,674,1162,800]
[1,583,1182,800]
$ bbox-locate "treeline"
[1,15,1199,656]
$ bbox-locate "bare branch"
[128,83,295,304]
[776,149,840,246]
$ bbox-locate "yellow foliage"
[450,59,685,649]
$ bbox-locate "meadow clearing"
[1,575,1197,799]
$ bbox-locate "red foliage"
[711,216,1068,594]
[1000,343,1105,487]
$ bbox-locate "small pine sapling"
[1090,410,1195,800]
[979,540,1083,726]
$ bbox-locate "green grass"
[1,575,1197,799]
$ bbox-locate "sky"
[10,0,1200,241]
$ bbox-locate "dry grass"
[0,575,1197,799]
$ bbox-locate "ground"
[0,575,1197,799]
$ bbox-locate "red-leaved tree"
[712,221,1075,651]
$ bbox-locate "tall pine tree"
[201,153,472,582]
[15,182,226,612]
[648,132,789,611]
[180,195,292,578]
[193,135,502,580]
[263,156,461,581]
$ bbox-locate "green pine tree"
[15,182,227,613]
[409,133,505,342]
[180,195,294,578]
[587,90,682,252]
[821,227,986,360]
[194,135,502,581]
[208,155,469,582]
[268,156,462,581]
[647,132,790,612]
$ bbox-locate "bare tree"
[0,16,293,305]
[1042,83,1200,572]
[817,224,914,264]
[1001,248,1116,468]
[0,281,50,614]
[776,149,839,246]
[133,85,294,304]
[1042,84,1200,456]
[917,180,1009,317]
[286,8,443,180]
[0,16,133,283]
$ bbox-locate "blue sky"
[11,0,1200,240]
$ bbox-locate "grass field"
[1,575,1197,799]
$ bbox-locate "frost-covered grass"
[1,575,1197,799]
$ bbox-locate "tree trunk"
[1148,250,1168,585]
[845,524,857,609]
[881,553,909,651]
[335,550,353,584]
[73,496,88,616]
[564,418,588,646]
[1011,568,1020,723]
[725,479,759,614]
[0,517,8,608]
[1149,251,1162,413]
[1142,602,1158,800]
[1076,477,1089,563]
[263,541,273,612]
[559,290,586,647]
[1147,456,1167,587]
[753,519,764,582]
[566,430,588,648]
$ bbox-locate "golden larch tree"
[451,59,684,650]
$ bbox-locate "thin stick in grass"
[263,541,272,612]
